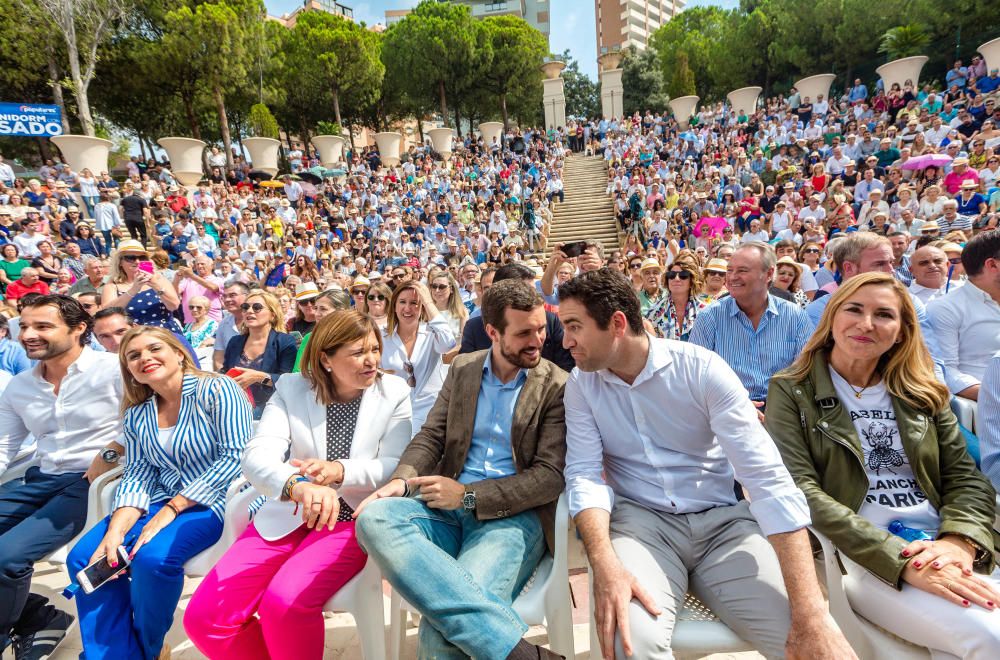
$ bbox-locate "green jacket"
[766,353,997,588]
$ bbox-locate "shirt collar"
[725,293,779,318]
[597,334,672,388]
[483,350,528,387]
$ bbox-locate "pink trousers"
[184,520,367,660]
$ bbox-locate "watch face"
[463,492,476,509]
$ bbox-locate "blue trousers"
[67,501,222,660]
[356,497,544,660]
[0,468,89,646]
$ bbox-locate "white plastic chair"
[46,465,124,565]
[388,493,574,659]
[951,396,979,434]
[809,527,930,660]
[0,444,39,485]
[184,477,254,577]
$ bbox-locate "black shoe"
[11,610,74,660]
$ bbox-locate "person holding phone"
[67,326,252,660]
[185,311,411,660]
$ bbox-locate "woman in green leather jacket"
[766,272,1000,658]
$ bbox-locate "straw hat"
[703,258,728,273]
[639,258,662,272]
[294,282,320,301]
[116,239,147,255]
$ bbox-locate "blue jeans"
[0,468,89,647]
[356,497,544,660]
[68,501,223,660]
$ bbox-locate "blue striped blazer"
[114,373,253,519]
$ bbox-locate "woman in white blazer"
[380,280,456,435]
[185,310,411,660]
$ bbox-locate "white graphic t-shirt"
[829,367,940,534]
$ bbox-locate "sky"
[264,1,736,80]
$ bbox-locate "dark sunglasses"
[629,263,643,270]
[351,289,367,295]
[392,273,407,279]
[429,283,450,291]
[188,305,204,311]
[367,294,386,302]
[120,254,145,263]
[403,361,416,388]
[298,299,316,306]
[240,302,265,313]
[665,270,692,280]
[948,257,962,265]
[804,248,821,254]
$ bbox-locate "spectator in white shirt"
[0,295,124,655]
[824,146,851,175]
[797,195,828,224]
[907,245,950,305]
[741,218,770,243]
[979,351,1000,491]
[556,269,852,660]
[927,230,1000,401]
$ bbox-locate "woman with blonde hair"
[365,282,392,331]
[643,251,708,340]
[381,280,456,434]
[222,290,297,418]
[772,256,809,308]
[68,326,252,659]
[186,311,411,660]
[427,271,468,339]
[766,273,1000,658]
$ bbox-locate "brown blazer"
[391,349,568,554]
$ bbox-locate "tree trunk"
[64,36,95,136]
[332,89,343,127]
[138,136,147,161]
[182,92,202,141]
[213,85,234,171]
[455,102,463,138]
[438,80,449,127]
[46,54,71,134]
[501,93,509,131]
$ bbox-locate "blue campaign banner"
[0,103,64,137]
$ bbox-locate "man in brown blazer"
[355,280,567,660]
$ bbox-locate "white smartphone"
[76,546,130,594]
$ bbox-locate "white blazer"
[241,372,412,540]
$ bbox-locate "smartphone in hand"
[137,261,155,274]
[77,546,130,594]
[561,241,588,258]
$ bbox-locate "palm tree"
[878,25,930,61]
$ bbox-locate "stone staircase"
[543,155,619,256]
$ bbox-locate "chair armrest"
[1,451,39,484]
[808,527,875,659]
[87,465,124,528]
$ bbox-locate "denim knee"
[354,497,397,552]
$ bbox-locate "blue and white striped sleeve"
[180,376,253,507]
[114,409,159,513]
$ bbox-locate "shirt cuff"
[747,491,812,537]
[567,478,615,518]
[114,490,151,514]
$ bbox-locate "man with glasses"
[213,281,250,371]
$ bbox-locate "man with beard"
[0,295,124,658]
[355,280,567,660]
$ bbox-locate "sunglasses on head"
[665,270,692,280]
[367,294,386,302]
[240,302,265,313]
[120,254,145,263]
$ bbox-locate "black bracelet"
[165,501,182,517]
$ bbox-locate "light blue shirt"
[979,351,1000,491]
[690,294,811,401]
[458,354,526,484]
[0,338,30,376]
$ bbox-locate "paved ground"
[16,560,762,659]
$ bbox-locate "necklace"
[846,378,873,399]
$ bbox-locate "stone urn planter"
[794,74,836,103]
[726,86,763,116]
[876,56,929,91]
[668,96,699,129]
[157,137,206,186]
[50,135,112,176]
[311,135,346,167]
[541,60,566,80]
[374,132,403,167]
[427,128,455,160]
[479,122,504,148]
[978,37,1000,74]
[243,137,281,176]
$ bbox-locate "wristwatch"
[100,448,121,464]
[462,488,477,512]
[261,375,273,387]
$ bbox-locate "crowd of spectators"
[0,60,1000,660]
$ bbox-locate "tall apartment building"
[451,1,550,43]
[595,0,685,55]
[269,0,354,28]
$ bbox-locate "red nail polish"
[988,601,995,607]
[962,599,970,606]
[901,550,910,557]
[932,562,941,568]
[913,561,922,568]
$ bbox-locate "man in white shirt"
[557,269,853,660]
[797,195,827,224]
[928,230,1000,401]
[907,245,950,305]
[0,295,124,656]
[740,218,770,243]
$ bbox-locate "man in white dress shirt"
[928,229,1000,401]
[0,295,124,657]
[557,269,853,660]
[907,245,951,305]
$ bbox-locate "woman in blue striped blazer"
[67,326,253,660]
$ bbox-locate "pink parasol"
[694,216,728,238]
[900,153,952,170]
